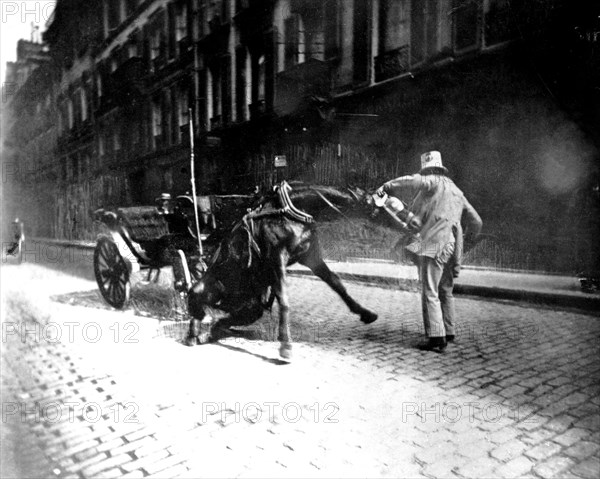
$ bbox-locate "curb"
[452,284,600,312]
[30,237,96,249]
[287,270,600,313]
[30,237,600,313]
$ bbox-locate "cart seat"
[117,206,170,242]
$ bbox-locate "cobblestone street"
[1,259,599,478]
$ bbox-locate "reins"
[310,187,352,221]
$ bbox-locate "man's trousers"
[419,256,456,338]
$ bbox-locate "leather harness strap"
[234,181,325,267]
[277,181,314,223]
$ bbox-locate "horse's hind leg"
[302,258,378,324]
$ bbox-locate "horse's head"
[340,185,376,220]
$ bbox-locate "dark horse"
[185,181,383,359]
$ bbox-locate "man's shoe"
[446,335,455,343]
[417,337,447,353]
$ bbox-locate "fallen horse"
[185,181,382,359]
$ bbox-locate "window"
[67,99,74,129]
[108,0,120,31]
[257,55,265,102]
[208,63,222,127]
[152,97,162,145]
[113,129,121,151]
[236,46,250,121]
[128,39,138,58]
[221,54,231,124]
[178,86,189,127]
[96,72,103,99]
[73,89,82,125]
[411,0,441,65]
[81,88,88,121]
[453,0,481,52]
[118,0,127,21]
[325,0,340,59]
[209,0,224,22]
[131,118,140,146]
[163,90,173,144]
[125,0,137,16]
[98,134,105,156]
[353,0,369,83]
[284,15,299,69]
[484,0,513,46]
[150,27,161,60]
[175,2,188,41]
[379,0,409,52]
[376,0,410,81]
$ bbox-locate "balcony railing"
[210,115,222,130]
[112,56,147,93]
[249,100,266,120]
[152,53,166,72]
[179,123,190,145]
[178,36,192,56]
[375,46,410,82]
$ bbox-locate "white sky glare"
[0,1,56,83]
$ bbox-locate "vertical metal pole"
[189,108,203,256]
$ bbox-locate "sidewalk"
[288,260,600,312]
[27,238,600,312]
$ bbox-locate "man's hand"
[372,187,388,208]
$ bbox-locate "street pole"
[189,108,203,256]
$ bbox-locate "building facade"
[3,0,598,272]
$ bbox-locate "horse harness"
[228,181,316,267]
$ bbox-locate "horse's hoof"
[198,332,211,344]
[360,311,378,324]
[279,342,292,360]
[184,336,199,347]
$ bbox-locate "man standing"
[376,151,482,353]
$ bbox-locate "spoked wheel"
[94,236,131,308]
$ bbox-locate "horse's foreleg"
[304,260,378,324]
[185,294,214,346]
[274,254,292,359]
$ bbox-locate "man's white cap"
[420,151,447,172]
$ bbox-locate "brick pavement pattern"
[1,262,599,478]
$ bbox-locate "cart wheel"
[94,236,130,308]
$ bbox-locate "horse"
[185,181,383,359]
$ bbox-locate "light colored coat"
[382,174,482,268]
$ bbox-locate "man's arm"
[379,174,428,201]
[462,200,482,251]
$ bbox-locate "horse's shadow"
[177,327,291,365]
[216,342,290,366]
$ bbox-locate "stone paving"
[1,260,599,478]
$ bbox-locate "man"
[376,151,482,353]
[7,217,24,256]
[155,193,174,215]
